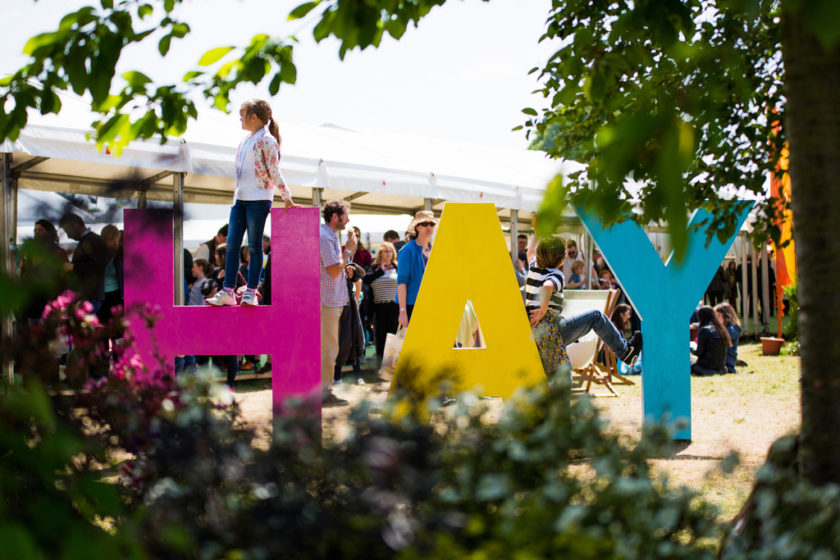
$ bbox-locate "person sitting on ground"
[525,233,642,381]
[715,302,743,373]
[567,260,586,289]
[690,305,731,376]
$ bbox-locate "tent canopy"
[2,92,570,222]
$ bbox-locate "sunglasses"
[417,221,436,227]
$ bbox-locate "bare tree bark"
[782,8,840,485]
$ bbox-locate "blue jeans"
[224,199,271,290]
[559,310,627,357]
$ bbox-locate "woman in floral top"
[207,99,299,307]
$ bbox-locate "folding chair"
[596,289,636,386]
[564,290,619,397]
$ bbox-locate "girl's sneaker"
[206,290,236,306]
[240,290,258,307]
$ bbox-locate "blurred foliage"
[0,380,145,560]
[0,0,296,154]
[719,435,840,559]
[523,0,784,261]
[0,278,836,559]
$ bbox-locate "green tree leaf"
[198,46,234,66]
[288,0,321,21]
[22,32,60,56]
[138,4,153,19]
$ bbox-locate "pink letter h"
[124,208,321,419]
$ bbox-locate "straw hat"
[406,210,439,236]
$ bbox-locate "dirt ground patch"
[234,341,800,518]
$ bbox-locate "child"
[207,98,299,307]
[690,305,731,376]
[188,259,213,306]
[715,302,742,373]
[525,234,642,380]
[567,260,586,289]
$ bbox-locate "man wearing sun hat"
[397,210,439,328]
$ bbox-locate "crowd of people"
[25,96,766,401]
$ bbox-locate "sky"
[1,0,557,151]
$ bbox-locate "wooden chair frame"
[569,289,621,397]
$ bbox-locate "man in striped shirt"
[320,199,356,404]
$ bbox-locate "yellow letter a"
[391,203,545,398]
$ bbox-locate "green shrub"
[720,435,840,559]
[3,288,838,559]
[127,371,724,559]
[783,283,799,341]
[0,381,144,559]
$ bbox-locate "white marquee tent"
[1,91,574,304]
[1,92,569,214]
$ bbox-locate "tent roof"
[2,92,572,222]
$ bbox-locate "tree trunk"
[781,7,840,485]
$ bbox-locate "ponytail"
[268,116,282,158]
[242,98,282,158]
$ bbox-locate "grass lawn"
[592,340,801,521]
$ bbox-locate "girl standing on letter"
[207,99,299,307]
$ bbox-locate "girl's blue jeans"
[559,309,628,358]
[224,199,271,290]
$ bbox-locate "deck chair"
[564,290,619,397]
[596,290,636,386]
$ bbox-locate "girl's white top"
[234,127,291,203]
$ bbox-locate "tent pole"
[137,191,147,209]
[173,173,185,306]
[510,209,518,262]
[315,159,327,208]
[424,198,433,212]
[1,153,15,385]
[586,230,594,289]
